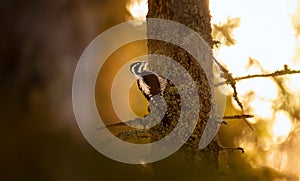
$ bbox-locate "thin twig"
[223,114,254,120]
[213,57,244,109]
[96,114,254,130]
[213,62,300,132]
[218,145,245,153]
[213,57,254,131]
[96,119,141,131]
[215,64,300,87]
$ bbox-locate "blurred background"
[0,0,151,180]
[1,0,300,180]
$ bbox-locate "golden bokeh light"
[126,0,148,24]
[272,111,293,144]
[210,0,297,75]
[210,0,300,175]
[266,149,289,172]
[125,0,300,176]
[248,98,274,121]
[233,78,278,120]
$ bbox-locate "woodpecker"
[130,61,169,126]
[130,61,167,100]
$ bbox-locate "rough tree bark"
[146,0,220,178]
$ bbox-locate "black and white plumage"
[130,61,167,100]
[130,61,169,126]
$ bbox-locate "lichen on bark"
[146,0,220,171]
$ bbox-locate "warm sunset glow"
[272,111,293,144]
[126,0,148,24]
[266,149,289,171]
[123,0,300,176]
[210,0,300,175]
[210,0,297,75]
[233,78,278,121]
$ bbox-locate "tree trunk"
[146,0,220,178]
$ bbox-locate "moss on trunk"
[146,0,220,176]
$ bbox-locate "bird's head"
[130,61,148,77]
